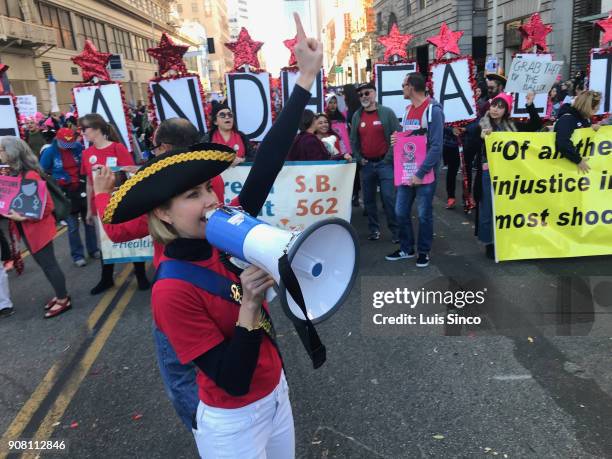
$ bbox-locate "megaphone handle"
[265,286,277,303]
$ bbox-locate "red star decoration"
[283,35,298,67]
[71,40,111,82]
[518,13,553,52]
[378,24,413,61]
[225,27,264,71]
[596,11,612,46]
[147,32,189,75]
[427,22,464,61]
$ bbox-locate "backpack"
[41,172,71,222]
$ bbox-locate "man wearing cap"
[349,82,400,242]
[40,127,99,266]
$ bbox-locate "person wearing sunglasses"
[349,82,401,242]
[203,102,254,166]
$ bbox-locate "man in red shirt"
[386,73,444,267]
[349,82,401,242]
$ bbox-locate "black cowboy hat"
[102,143,235,224]
[486,72,507,85]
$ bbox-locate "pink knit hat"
[491,92,514,113]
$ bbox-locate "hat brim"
[486,73,507,84]
[103,143,235,224]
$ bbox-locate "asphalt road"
[1,174,611,459]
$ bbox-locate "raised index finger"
[294,12,306,42]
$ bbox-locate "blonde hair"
[0,136,43,175]
[147,208,179,245]
[572,91,601,118]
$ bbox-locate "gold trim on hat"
[102,149,235,223]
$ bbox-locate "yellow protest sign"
[485,126,612,261]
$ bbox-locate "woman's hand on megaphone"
[294,12,323,91]
[238,266,275,325]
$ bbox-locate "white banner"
[510,54,550,118]
[430,57,477,124]
[149,76,207,134]
[96,219,153,264]
[281,69,324,115]
[375,63,418,121]
[505,56,563,94]
[589,48,612,115]
[226,72,272,142]
[73,83,132,151]
[0,96,20,137]
[221,161,356,232]
[16,95,37,118]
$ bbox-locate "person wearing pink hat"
[40,127,100,267]
[475,90,542,259]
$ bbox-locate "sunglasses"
[359,91,372,98]
[217,112,234,119]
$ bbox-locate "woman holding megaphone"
[102,14,322,458]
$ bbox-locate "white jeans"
[192,372,295,459]
[0,266,12,311]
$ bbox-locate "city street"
[1,173,611,459]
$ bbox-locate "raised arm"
[238,13,323,216]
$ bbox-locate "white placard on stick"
[589,48,612,115]
[16,95,37,118]
[226,72,272,142]
[0,96,20,137]
[73,83,132,151]
[375,63,418,121]
[430,57,477,124]
[149,76,207,134]
[281,69,324,114]
[505,56,563,94]
[510,54,551,118]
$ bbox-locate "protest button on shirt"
[81,143,134,214]
[359,111,388,159]
[402,97,430,132]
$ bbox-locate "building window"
[388,13,397,34]
[0,0,23,20]
[419,0,426,9]
[79,16,109,52]
[38,2,75,49]
[406,0,411,16]
[111,27,134,60]
[191,3,198,12]
[473,0,485,9]
[203,0,212,16]
[176,3,182,13]
[376,12,382,32]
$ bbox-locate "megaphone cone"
[206,207,359,323]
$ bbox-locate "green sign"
[335,65,343,73]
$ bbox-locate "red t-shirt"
[212,130,246,158]
[402,97,431,132]
[59,148,79,190]
[358,110,388,158]
[81,142,134,213]
[152,247,282,409]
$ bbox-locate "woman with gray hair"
[0,136,71,318]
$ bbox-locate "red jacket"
[11,170,56,254]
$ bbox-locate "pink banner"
[393,133,434,186]
[331,121,351,156]
[0,175,48,220]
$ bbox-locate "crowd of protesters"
[0,60,605,323]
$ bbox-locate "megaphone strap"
[278,253,327,369]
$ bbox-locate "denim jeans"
[66,209,98,262]
[396,180,437,254]
[478,169,494,244]
[153,326,199,431]
[193,372,294,459]
[361,161,398,237]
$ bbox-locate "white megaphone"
[206,206,359,324]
